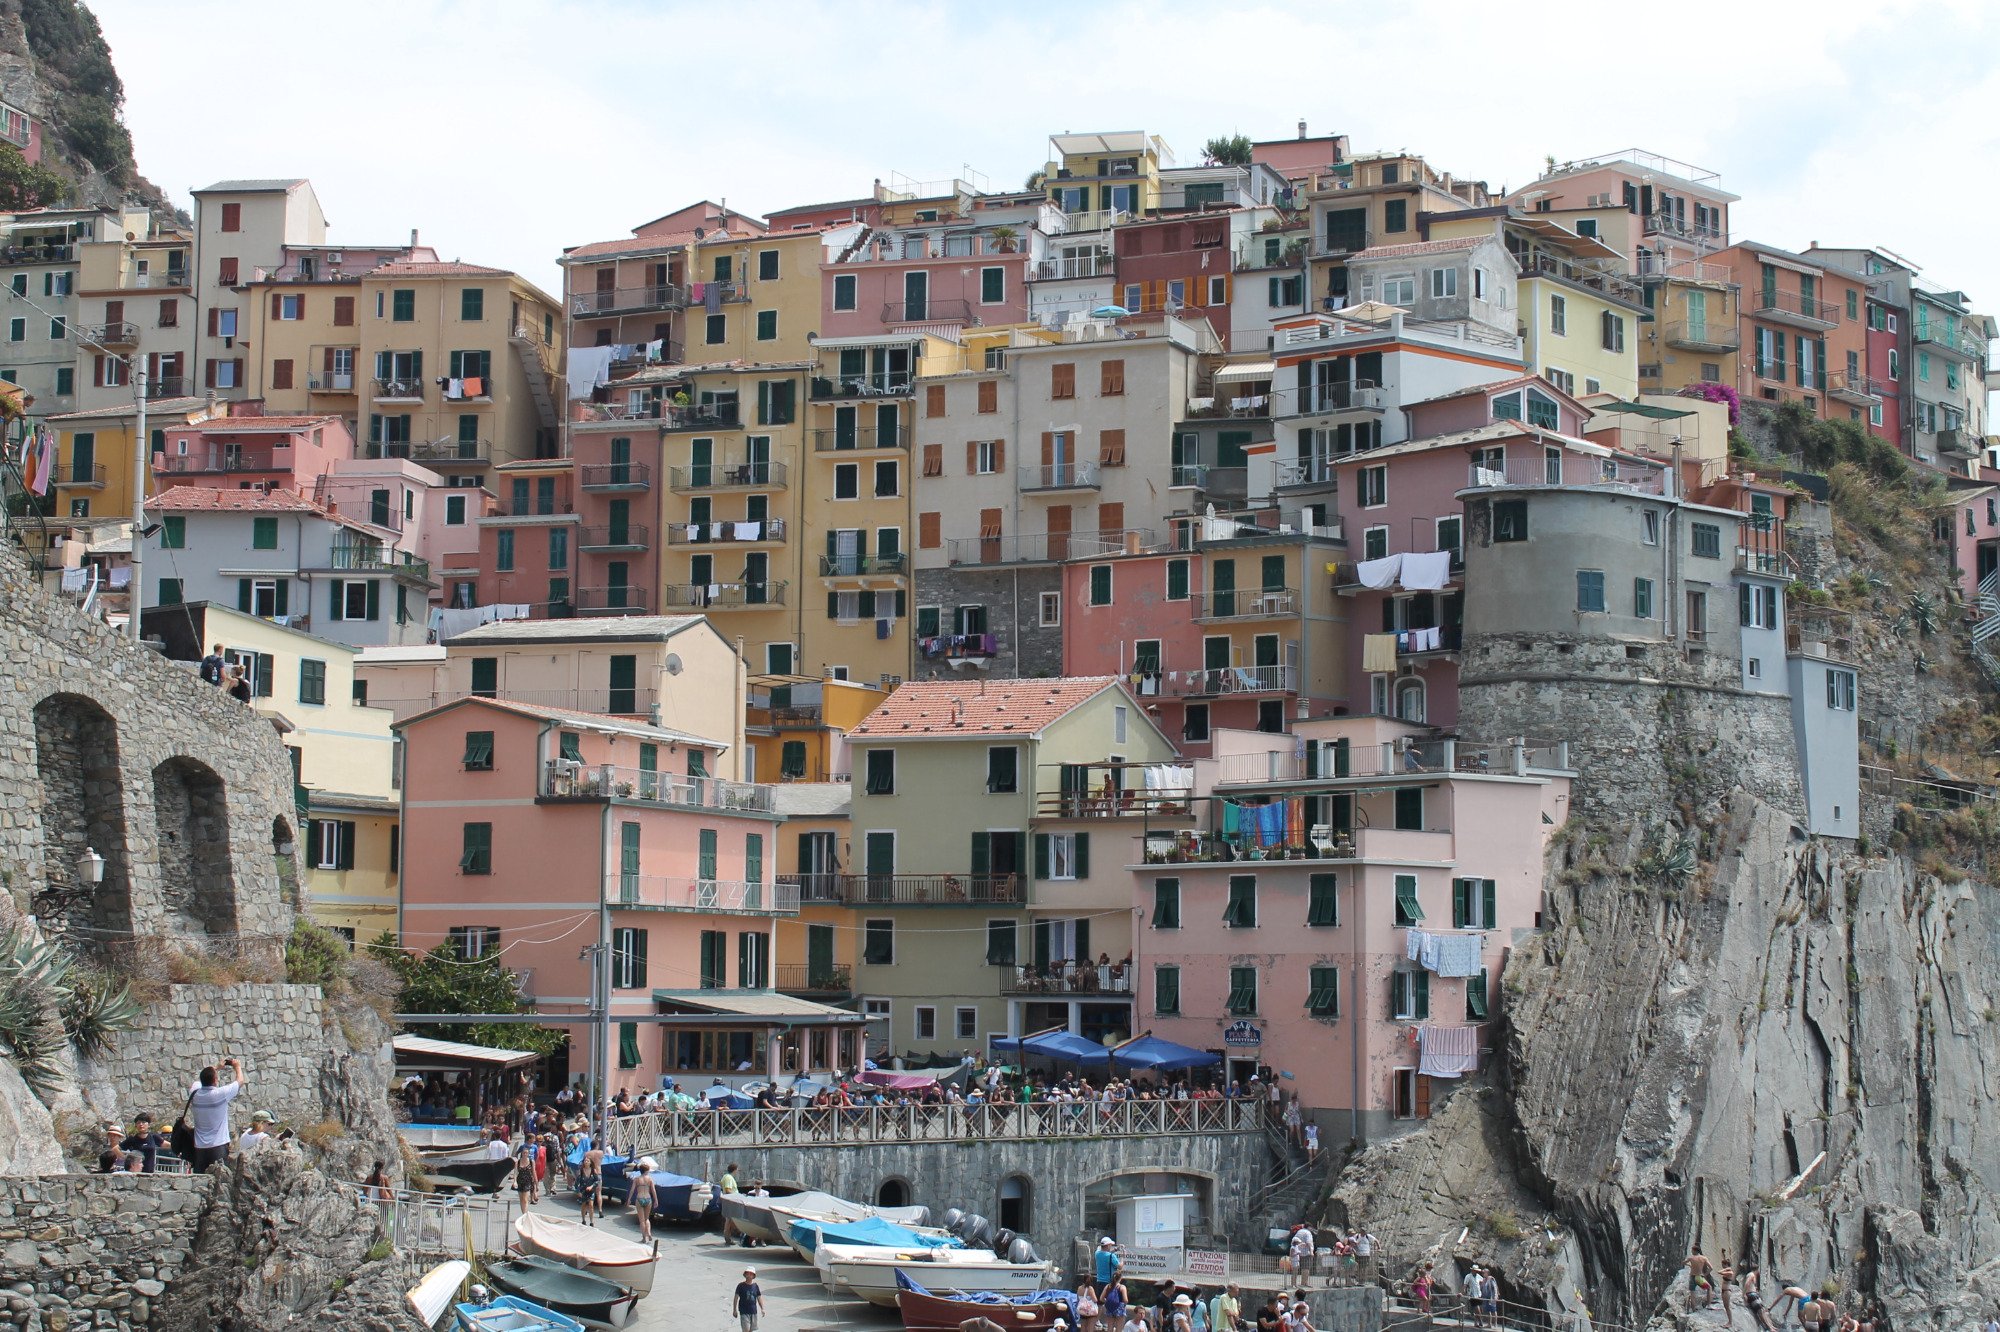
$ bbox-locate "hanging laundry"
[463,376,484,397]
[445,377,464,400]
[643,339,664,362]
[876,617,891,640]
[1433,933,1484,977]
[1362,632,1399,673]
[1419,932,1443,973]
[1399,549,1452,591]
[1221,802,1242,839]
[1405,929,1425,963]
[736,520,760,540]
[704,283,723,314]
[566,346,615,399]
[688,281,705,303]
[1356,553,1403,589]
[1417,1025,1479,1078]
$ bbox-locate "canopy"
[991,1029,1112,1066]
[789,1216,962,1251]
[1214,361,1277,383]
[860,1069,942,1090]
[393,1033,541,1070]
[1110,1034,1221,1072]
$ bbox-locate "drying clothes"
[1418,931,1442,973]
[643,339,665,362]
[1400,549,1452,591]
[1433,933,1485,978]
[1417,1024,1479,1078]
[1472,466,1505,487]
[463,376,484,397]
[735,521,761,541]
[1222,802,1242,839]
[876,617,891,640]
[496,603,532,621]
[60,566,86,592]
[1257,802,1287,847]
[108,566,131,589]
[1405,929,1424,963]
[1362,632,1400,674]
[704,283,723,313]
[1417,626,1443,652]
[566,345,615,398]
[688,281,705,302]
[1356,553,1403,589]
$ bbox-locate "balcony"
[613,875,800,916]
[663,404,741,432]
[1826,372,1877,407]
[580,462,652,491]
[1515,254,1643,304]
[1170,463,1210,490]
[1037,785,1199,819]
[1191,587,1298,622]
[774,962,853,996]
[667,517,786,545]
[1637,257,1733,286]
[569,284,686,317]
[372,377,425,402]
[1036,254,1114,280]
[1752,292,1840,330]
[1938,428,1978,458]
[1313,228,1372,258]
[1000,965,1134,997]
[542,761,777,814]
[802,873,1025,907]
[810,374,915,400]
[56,464,106,488]
[1284,380,1384,417]
[1018,461,1102,492]
[660,581,788,609]
[1236,237,1310,271]
[820,551,906,577]
[325,542,430,579]
[1915,325,1987,361]
[572,400,666,426]
[572,586,649,614]
[1050,208,1133,234]
[579,524,649,552]
[811,426,908,451]
[1662,320,1741,353]
[944,528,1153,566]
[1275,457,1340,489]
[145,376,189,400]
[764,704,823,729]
[441,381,493,403]
[155,448,294,476]
[881,297,976,326]
[1642,211,1727,245]
[1172,663,1299,698]
[308,370,357,394]
[0,242,72,265]
[407,438,491,466]
[667,459,787,492]
[81,321,138,348]
[1465,458,1668,495]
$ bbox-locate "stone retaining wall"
[0,1173,213,1330]
[88,984,332,1133]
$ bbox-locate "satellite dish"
[664,654,683,676]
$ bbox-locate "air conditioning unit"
[327,252,343,265]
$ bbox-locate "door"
[608,655,636,714]
[1211,560,1236,618]
[71,433,93,484]
[744,552,769,603]
[864,831,896,900]
[609,436,631,486]
[594,268,615,311]
[607,560,629,609]
[370,488,391,528]
[807,923,836,987]
[876,402,900,450]
[832,528,860,575]
[1684,289,1708,343]
[1253,635,1279,680]
[1046,505,1072,562]
[607,499,630,545]
[903,270,929,322]
[834,405,857,451]
[1217,430,1252,471]
[1261,556,1286,611]
[688,437,712,488]
[745,434,771,483]
[1204,636,1231,671]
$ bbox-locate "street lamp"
[76,846,105,885]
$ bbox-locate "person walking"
[1168,1294,1195,1332]
[1103,1275,1130,1331]
[1461,1267,1483,1326]
[628,1157,658,1242]
[1076,1283,1102,1332]
[513,1138,538,1207]
[186,1057,246,1172]
[1480,1269,1499,1328]
[732,1266,765,1332]
[577,1143,604,1225]
[1410,1264,1433,1316]
[1352,1229,1376,1286]
[199,643,226,686]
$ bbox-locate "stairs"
[1245,1116,1332,1237]
[510,322,560,438]
[1967,569,2000,688]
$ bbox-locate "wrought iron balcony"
[667,460,787,491]
[580,462,652,491]
[660,581,788,609]
[820,551,906,577]
[1190,588,1299,622]
[578,524,649,551]
[1662,321,1742,353]
[811,426,908,451]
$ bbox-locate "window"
[984,919,1017,966]
[1493,499,1528,542]
[1307,873,1340,926]
[833,274,856,311]
[391,289,415,322]
[1465,971,1490,1020]
[874,459,898,497]
[1825,667,1856,711]
[547,528,568,571]
[1359,464,1387,508]
[1383,199,1408,233]
[1691,522,1721,558]
[977,380,997,414]
[445,494,467,526]
[298,659,326,705]
[757,248,779,281]
[1740,582,1780,629]
[1151,877,1180,929]
[1545,368,1573,396]
[158,577,183,604]
[1390,968,1430,1020]
[986,746,1018,794]
[1051,362,1076,399]
[1100,359,1125,396]
[755,309,777,341]
[252,515,278,549]
[914,1006,937,1040]
[834,463,858,499]
[611,927,648,989]
[1577,570,1606,613]
[1307,966,1341,1016]
[1155,964,1181,1015]
[1089,564,1112,606]
[462,730,494,771]
[458,287,484,321]
[446,925,500,962]
[1166,558,1190,600]
[1634,576,1654,619]
[218,201,241,232]
[309,819,354,871]
[1183,703,1210,743]
[705,313,725,344]
[862,919,894,965]
[1918,351,1931,382]
[974,439,1000,473]
[1038,831,1089,880]
[1452,876,1497,929]
[1394,787,1424,831]
[1039,591,1060,626]
[1226,965,1258,1015]
[495,529,515,571]
[737,931,768,988]
[331,580,377,621]
[217,258,238,287]
[1429,267,1458,299]
[980,266,1005,304]
[48,315,65,339]
[1887,349,1900,380]
[1549,294,1567,335]
[54,366,71,395]
[864,749,895,795]
[1223,875,1257,927]
[274,294,302,322]
[459,822,492,874]
[8,317,23,342]
[1601,311,1625,352]
[1208,274,1227,305]
[1870,400,1883,427]
[160,515,186,549]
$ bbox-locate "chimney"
[1298,120,1308,140]
[410,228,418,247]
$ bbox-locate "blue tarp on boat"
[895,1270,1076,1322]
[790,1216,963,1253]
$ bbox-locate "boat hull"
[453,1294,587,1331]
[486,1255,638,1328]
[897,1289,1070,1331]
[513,1215,659,1299]
[818,1251,1053,1308]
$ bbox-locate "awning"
[392,1033,541,1070]
[1109,1034,1220,1071]
[1215,361,1277,383]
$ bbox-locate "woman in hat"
[1169,1294,1196,1332]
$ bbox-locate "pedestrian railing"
[345,1182,519,1262]
[603,1096,1263,1156]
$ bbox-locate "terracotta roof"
[46,396,209,423]
[848,677,1125,740]
[148,485,328,513]
[393,694,722,749]
[561,235,691,262]
[178,415,341,431]
[367,260,512,278]
[1350,236,1488,262]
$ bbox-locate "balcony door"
[608,654,636,714]
[864,831,896,900]
[903,270,929,322]
[688,437,712,488]
[607,561,629,609]
[1685,290,1709,344]
[607,499,630,545]
[609,436,631,485]
[807,922,836,986]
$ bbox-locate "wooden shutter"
[334,295,354,327]
[271,359,293,390]
[105,299,123,323]
[979,508,1002,539]
[1033,834,1051,880]
[295,293,305,319]
[1100,359,1125,395]
[1452,877,1469,929]
[919,512,941,549]
[218,257,237,285]
[993,438,1005,469]
[1051,362,1075,399]
[1098,502,1123,536]
[1099,428,1125,465]
[207,307,220,336]
[92,355,105,387]
[965,440,977,473]
[926,384,946,418]
[922,443,943,477]
[323,346,337,374]
[231,358,243,386]
[221,202,240,231]
[1046,504,1071,561]
[336,821,356,870]
[1073,833,1090,877]
[977,379,997,413]
[1041,431,1055,466]
[270,293,282,319]
[204,358,217,388]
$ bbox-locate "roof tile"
[849,677,1124,740]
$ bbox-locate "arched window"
[1395,677,1426,724]
[998,1173,1033,1235]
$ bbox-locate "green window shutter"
[161,516,185,548]
[1307,965,1339,1015]
[1308,874,1339,926]
[1394,874,1423,925]
[253,516,277,549]
[986,920,1016,965]
[1465,971,1489,1020]
[237,578,252,612]
[617,1022,639,1067]
[1390,970,1406,1016]
[1167,559,1188,600]
[559,731,583,762]
[737,932,751,986]
[1033,833,1051,880]
[337,821,356,870]
[698,828,717,880]
[1152,878,1180,928]
[1395,786,1423,830]
[970,831,991,875]
[459,822,491,873]
[1156,965,1179,1015]
[255,654,273,697]
[1090,564,1111,605]
[745,835,763,893]
[1414,970,1430,1019]
[1226,875,1256,927]
[827,591,840,619]
[1073,833,1090,878]
[159,578,183,605]
[780,740,807,778]
[1226,966,1258,1014]
[1452,877,1469,929]
[1482,878,1497,930]
[364,580,381,621]
[305,820,322,865]
[273,580,289,617]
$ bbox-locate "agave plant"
[0,926,73,1096]
[62,968,140,1060]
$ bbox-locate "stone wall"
[914,565,1063,680]
[0,1172,214,1330]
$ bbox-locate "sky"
[86,0,2000,307]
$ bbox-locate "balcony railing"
[572,400,664,425]
[1001,964,1135,996]
[569,284,686,317]
[323,543,431,579]
[1826,371,1878,405]
[1036,254,1114,280]
[765,704,822,728]
[944,528,1155,566]
[810,374,914,400]
[1314,228,1372,257]
[373,377,425,400]
[666,517,786,545]
[408,438,491,465]
[308,370,357,393]
[881,297,976,325]
[1662,320,1741,352]
[145,376,189,400]
[155,450,293,475]
[81,321,138,347]
[1466,457,1669,495]
[58,463,106,488]
[661,581,788,609]
[573,586,649,613]
[1283,381,1384,416]
[1736,515,1787,574]
[612,875,799,915]
[0,243,73,265]
[775,962,853,994]
[1642,211,1727,244]
[580,462,652,491]
[542,762,777,813]
[800,873,1025,907]
[1235,238,1310,271]
[1914,325,1987,360]
[1036,788,1198,819]
[1190,587,1298,621]
[1170,463,1210,489]
[667,460,787,491]
[811,426,908,451]
[1018,461,1102,491]
[1276,457,1340,488]
[579,524,649,551]
[1049,208,1133,234]
[1515,254,1643,304]
[1209,736,1567,787]
[1752,293,1840,328]
[820,551,905,577]
[1637,258,1733,285]
[662,404,742,431]
[1171,663,1299,697]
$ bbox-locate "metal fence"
[345,1182,520,1263]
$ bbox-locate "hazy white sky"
[89,0,2000,306]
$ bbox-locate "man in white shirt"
[187,1057,246,1172]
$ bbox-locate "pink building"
[819,224,1031,339]
[0,98,42,165]
[151,402,354,497]
[1132,716,1570,1139]
[396,696,861,1093]
[1940,484,2000,605]
[1059,548,1213,749]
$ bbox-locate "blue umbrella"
[1110,1034,1221,1072]
[1091,305,1130,318]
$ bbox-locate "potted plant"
[990,225,1019,253]
[614,781,634,797]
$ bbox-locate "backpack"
[169,1087,198,1159]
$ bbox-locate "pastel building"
[1908,287,1993,472]
[71,215,196,412]
[1701,241,1870,423]
[1135,717,1571,1137]
[44,393,213,528]
[0,205,148,418]
[1302,151,1492,313]
[395,695,813,1090]
[1805,245,1914,452]
[151,404,354,496]
[818,218,1033,341]
[191,180,328,404]
[770,781,857,1006]
[744,674,884,785]
[559,200,768,369]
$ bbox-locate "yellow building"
[137,601,399,941]
[71,217,196,413]
[744,674,886,784]
[1638,270,1742,398]
[1045,131,1173,220]
[45,394,215,526]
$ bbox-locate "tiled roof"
[46,396,209,423]
[1350,236,1488,262]
[148,485,327,513]
[848,677,1124,740]
[394,694,721,749]
[367,261,512,278]
[1407,373,1547,407]
[561,234,696,262]
[446,615,705,645]
[180,415,341,430]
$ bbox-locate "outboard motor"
[993,1227,1018,1256]
[942,1207,966,1235]
[961,1213,995,1248]
[1007,1237,1040,1265]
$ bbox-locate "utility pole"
[127,364,147,640]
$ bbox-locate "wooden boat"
[897,1287,1072,1332]
[407,1259,471,1325]
[453,1294,586,1331]
[513,1213,659,1298]
[815,1243,1055,1306]
[486,1254,638,1329]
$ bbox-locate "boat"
[896,1281,1076,1332]
[407,1259,472,1325]
[721,1189,932,1246]
[513,1213,659,1298]
[453,1294,587,1331]
[486,1255,639,1329]
[780,1212,961,1262]
[427,1154,517,1194]
[401,1124,485,1151]
[815,1243,1056,1307]
[598,1157,717,1222]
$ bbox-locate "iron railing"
[578,525,649,550]
[580,462,652,490]
[820,551,906,576]
[543,762,777,813]
[612,875,800,914]
[660,581,788,608]
[1191,588,1298,621]
[667,460,787,491]
[811,426,908,451]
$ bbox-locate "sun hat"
[743,1266,757,1275]
[1174,1295,1193,1307]
[251,1110,274,1124]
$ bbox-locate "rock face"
[1331,797,2000,1332]
[0,1059,61,1176]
